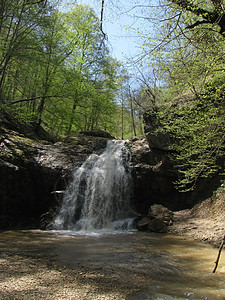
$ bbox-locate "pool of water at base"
[0,229,224,299]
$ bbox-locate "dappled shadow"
[0,230,224,299]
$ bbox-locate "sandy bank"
[169,194,225,247]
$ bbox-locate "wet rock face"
[130,110,212,215]
[130,136,183,213]
[0,127,109,229]
[134,109,223,215]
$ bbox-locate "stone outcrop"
[1,110,222,231]
[143,110,173,151]
[137,109,222,211]
[0,124,110,229]
[136,204,174,233]
[131,109,223,223]
[130,135,184,213]
[129,109,183,214]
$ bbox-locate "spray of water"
[52,140,134,232]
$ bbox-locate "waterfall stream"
[53,140,135,233]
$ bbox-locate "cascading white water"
[52,140,134,232]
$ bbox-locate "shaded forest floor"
[0,253,133,300]
[169,186,225,247]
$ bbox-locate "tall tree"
[140,0,225,190]
[0,0,50,102]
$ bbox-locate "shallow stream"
[0,230,224,299]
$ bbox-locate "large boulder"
[136,217,150,231]
[148,204,174,226]
[136,204,174,233]
[147,218,168,233]
[79,130,115,139]
[136,217,167,233]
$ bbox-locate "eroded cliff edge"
[0,114,111,228]
[0,112,224,246]
[130,110,225,246]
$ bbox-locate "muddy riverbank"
[169,195,225,247]
[0,230,225,299]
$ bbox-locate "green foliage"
[0,1,135,138]
[156,73,225,192]
[135,0,225,191]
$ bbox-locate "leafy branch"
[171,0,225,35]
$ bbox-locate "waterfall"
[52,140,134,232]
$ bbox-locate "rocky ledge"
[0,126,111,229]
[1,113,224,247]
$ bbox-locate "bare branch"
[25,0,47,5]
[186,19,213,30]
[170,0,225,35]
[100,0,106,39]
[9,95,63,105]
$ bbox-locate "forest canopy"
[0,0,224,191]
[0,0,140,138]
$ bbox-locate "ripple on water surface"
[0,230,224,299]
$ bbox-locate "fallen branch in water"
[212,235,225,273]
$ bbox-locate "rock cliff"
[130,135,186,214]
[0,119,111,229]
[130,109,223,217]
[0,110,222,230]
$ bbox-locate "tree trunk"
[121,97,124,140]
[67,99,77,135]
[129,86,137,137]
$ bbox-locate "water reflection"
[0,230,224,299]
